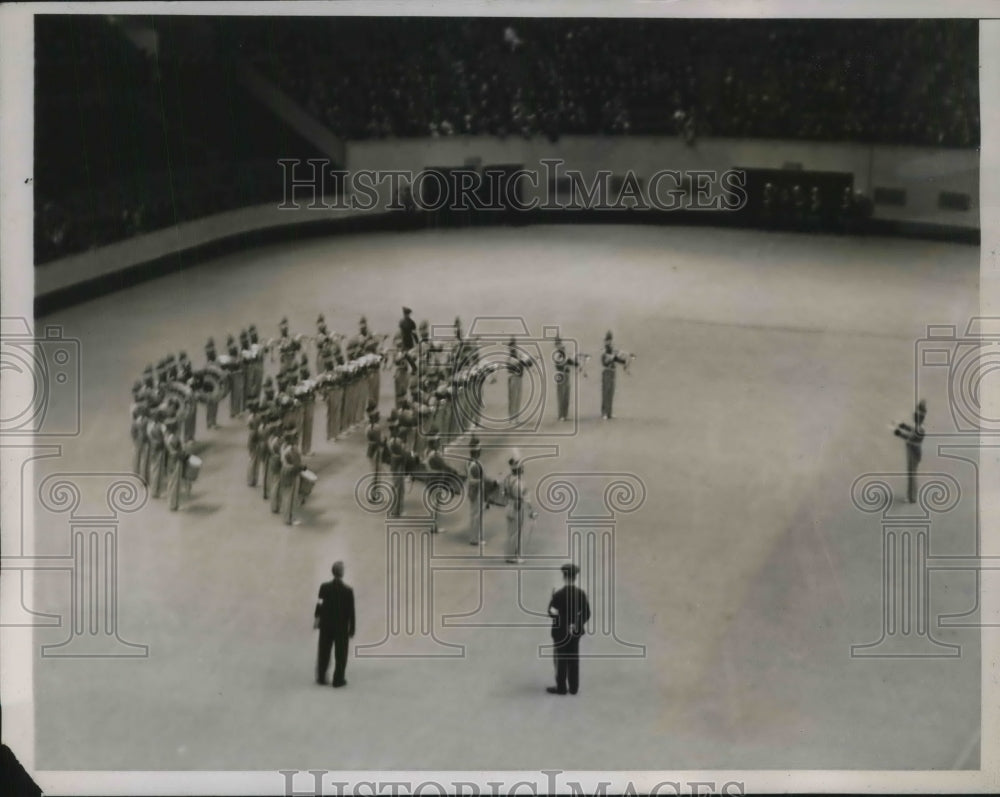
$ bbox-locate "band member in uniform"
[321,360,345,441]
[279,428,306,526]
[387,424,406,518]
[179,356,198,442]
[399,306,417,351]
[506,337,534,423]
[894,399,927,504]
[365,343,383,414]
[466,360,493,431]
[315,318,334,374]
[546,563,591,696]
[504,453,536,563]
[246,401,264,487]
[224,335,246,418]
[164,416,192,512]
[415,320,439,373]
[203,337,223,430]
[278,317,302,374]
[393,335,417,407]
[296,354,316,455]
[397,398,418,452]
[131,403,149,478]
[267,423,287,513]
[433,385,454,442]
[426,436,461,534]
[130,380,145,468]
[600,331,630,420]
[467,437,485,546]
[245,327,264,401]
[553,335,582,422]
[261,376,276,407]
[146,408,169,499]
[138,365,159,406]
[177,351,193,382]
[365,409,386,483]
[261,411,282,501]
[314,561,356,688]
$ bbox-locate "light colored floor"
[31,224,980,770]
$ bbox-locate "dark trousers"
[317,629,349,685]
[554,637,581,694]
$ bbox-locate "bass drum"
[484,475,507,507]
[299,469,318,499]
[184,454,203,482]
[196,364,229,403]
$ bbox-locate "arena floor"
[31,224,980,771]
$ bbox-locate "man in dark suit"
[547,563,591,696]
[314,561,356,687]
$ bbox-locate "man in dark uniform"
[546,563,591,696]
[399,306,417,351]
[894,399,927,504]
[314,561,356,688]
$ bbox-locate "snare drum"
[184,454,203,482]
[299,468,318,499]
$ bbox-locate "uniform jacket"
[315,578,356,638]
[548,584,591,644]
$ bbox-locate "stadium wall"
[35,137,978,315]
[346,136,980,230]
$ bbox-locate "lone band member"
[547,563,591,696]
[894,399,926,504]
[314,561,356,688]
[600,331,629,420]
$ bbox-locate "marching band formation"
[128,309,636,555]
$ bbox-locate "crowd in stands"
[34,16,315,263]
[239,18,978,147]
[35,16,978,263]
